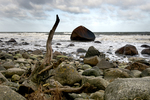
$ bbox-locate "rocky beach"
[0,30,150,100]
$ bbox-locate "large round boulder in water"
[115,44,138,56]
[71,26,95,41]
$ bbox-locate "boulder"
[0,72,8,83]
[105,78,150,100]
[104,68,133,82]
[32,50,43,55]
[54,63,82,85]
[141,48,150,55]
[130,70,142,78]
[115,44,138,56]
[0,52,14,60]
[0,85,26,100]
[85,46,105,58]
[11,74,20,82]
[82,76,109,92]
[141,44,150,48]
[84,56,100,66]
[22,42,29,45]
[125,62,149,71]
[96,59,114,69]
[81,64,92,70]
[5,68,25,77]
[8,38,17,42]
[82,68,101,77]
[141,68,150,77]
[90,90,104,100]
[71,26,95,41]
[2,62,15,69]
[22,53,30,59]
[77,48,87,53]
[53,51,62,59]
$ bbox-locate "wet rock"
[141,48,150,55]
[0,85,26,100]
[125,62,149,71]
[130,70,142,78]
[141,44,150,48]
[11,74,20,82]
[82,68,101,77]
[115,44,138,56]
[0,65,6,71]
[8,38,17,42]
[82,76,109,92]
[71,25,95,41]
[2,81,20,91]
[32,49,43,55]
[81,64,92,70]
[105,78,150,100]
[77,48,86,53]
[22,42,29,45]
[94,41,101,43]
[56,43,61,45]
[2,61,15,69]
[54,63,82,85]
[84,56,100,66]
[5,68,25,78]
[0,52,14,60]
[0,72,8,83]
[53,51,62,59]
[22,53,30,59]
[141,68,150,77]
[90,90,104,100]
[128,57,145,62]
[68,43,75,46]
[96,59,114,69]
[104,68,133,82]
[85,46,100,58]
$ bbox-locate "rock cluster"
[0,45,150,100]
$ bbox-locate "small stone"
[11,74,20,82]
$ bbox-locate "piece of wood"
[44,82,90,94]
[44,15,60,65]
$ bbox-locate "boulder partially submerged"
[71,26,95,41]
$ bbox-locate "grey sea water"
[0,32,150,62]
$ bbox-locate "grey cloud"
[0,0,150,21]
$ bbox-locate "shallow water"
[0,32,150,62]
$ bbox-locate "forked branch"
[44,15,60,64]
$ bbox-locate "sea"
[0,32,150,62]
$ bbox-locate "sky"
[0,0,150,32]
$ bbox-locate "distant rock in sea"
[70,25,95,41]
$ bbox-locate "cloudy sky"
[0,0,150,32]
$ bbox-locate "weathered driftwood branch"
[44,82,90,94]
[44,15,60,65]
[26,15,60,83]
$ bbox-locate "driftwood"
[44,15,60,65]
[30,15,60,83]
[44,82,90,94]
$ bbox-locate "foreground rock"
[5,68,25,78]
[71,26,95,41]
[54,62,82,85]
[104,68,133,82]
[84,56,100,66]
[115,44,138,56]
[125,62,149,71]
[141,48,150,55]
[0,85,26,100]
[105,78,150,100]
[82,76,109,93]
